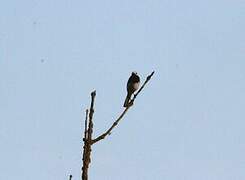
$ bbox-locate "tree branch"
[84,109,89,140]
[91,107,129,144]
[69,175,72,180]
[81,91,96,180]
[91,71,154,144]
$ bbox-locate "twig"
[69,175,72,180]
[87,91,96,142]
[91,107,129,144]
[92,71,154,144]
[84,109,89,140]
[81,109,89,175]
[81,91,96,180]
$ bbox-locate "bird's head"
[132,71,138,75]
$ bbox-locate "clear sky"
[1,0,245,180]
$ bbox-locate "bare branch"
[82,90,96,180]
[87,91,96,141]
[92,71,154,144]
[69,175,72,180]
[91,107,130,144]
[84,109,89,140]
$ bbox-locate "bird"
[123,72,140,107]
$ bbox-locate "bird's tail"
[123,93,131,107]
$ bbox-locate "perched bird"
[123,72,140,107]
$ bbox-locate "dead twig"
[84,109,89,140]
[81,91,96,180]
[69,175,72,180]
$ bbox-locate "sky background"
[1,0,245,180]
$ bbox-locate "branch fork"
[81,71,154,180]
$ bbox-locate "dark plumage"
[123,72,140,107]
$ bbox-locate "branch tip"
[69,174,72,180]
[147,71,155,81]
[91,90,96,97]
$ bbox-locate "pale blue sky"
[1,0,245,180]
